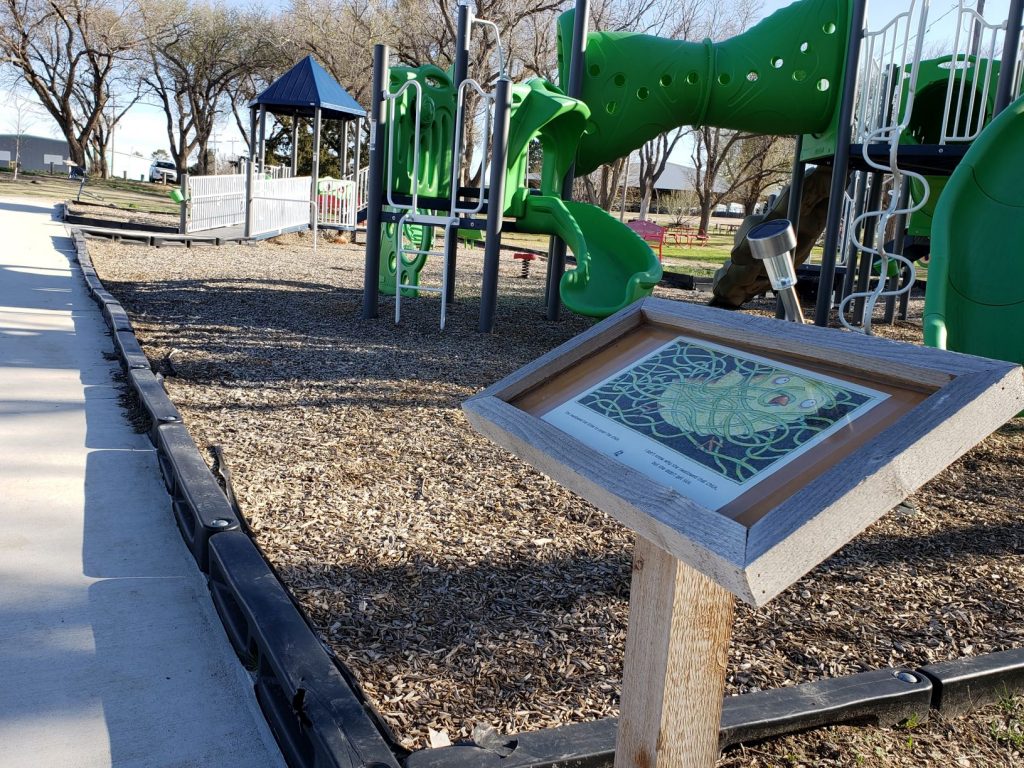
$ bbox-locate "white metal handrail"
[841,0,931,334]
[385,79,424,211]
[450,78,494,216]
[939,4,1005,144]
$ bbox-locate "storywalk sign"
[464,297,1024,768]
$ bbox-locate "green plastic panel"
[386,65,456,199]
[923,93,1024,365]
[559,0,852,174]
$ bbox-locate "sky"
[3,0,1012,173]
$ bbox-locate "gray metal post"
[545,0,589,321]
[995,0,1024,113]
[341,120,350,177]
[290,118,299,175]
[777,136,805,318]
[840,172,868,299]
[479,78,513,333]
[883,182,911,324]
[813,0,867,326]
[244,106,257,238]
[178,173,188,234]
[851,171,884,323]
[443,0,473,305]
[354,117,363,179]
[257,106,267,172]
[362,45,390,320]
[311,107,322,231]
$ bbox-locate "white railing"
[355,166,368,210]
[939,4,1005,143]
[187,173,246,233]
[317,178,357,229]
[240,158,294,180]
[251,176,312,237]
[840,0,931,334]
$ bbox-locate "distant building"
[624,161,727,196]
[0,134,70,173]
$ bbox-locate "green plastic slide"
[923,93,1024,365]
[558,0,852,174]
[517,195,662,318]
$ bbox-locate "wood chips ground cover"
[87,233,1023,766]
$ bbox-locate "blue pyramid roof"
[251,56,366,121]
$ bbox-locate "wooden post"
[615,536,735,768]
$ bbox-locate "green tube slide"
[923,93,1024,365]
[558,0,852,174]
[516,195,662,317]
[504,79,662,317]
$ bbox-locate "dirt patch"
[88,235,1023,765]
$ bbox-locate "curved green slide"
[504,79,662,317]
[516,195,662,317]
[923,93,1024,365]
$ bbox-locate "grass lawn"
[0,170,179,214]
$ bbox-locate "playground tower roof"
[251,55,366,121]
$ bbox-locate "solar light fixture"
[747,218,805,324]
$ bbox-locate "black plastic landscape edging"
[919,647,1024,717]
[155,422,241,571]
[68,228,1024,768]
[209,532,404,768]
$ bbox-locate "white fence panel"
[188,174,246,232]
[317,178,357,229]
[240,159,293,179]
[251,176,312,237]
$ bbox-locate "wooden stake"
[615,536,735,768]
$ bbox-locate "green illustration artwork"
[577,338,883,485]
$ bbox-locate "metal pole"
[995,0,1024,113]
[311,107,322,238]
[851,171,884,323]
[291,118,299,175]
[545,0,589,321]
[883,182,911,324]
[342,120,350,177]
[479,77,512,333]
[257,106,267,173]
[178,172,188,235]
[813,0,867,326]
[619,155,629,222]
[840,172,868,299]
[362,45,389,320]
[444,0,473,305]
[244,106,257,238]
[777,135,805,318]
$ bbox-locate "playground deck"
[0,199,284,767]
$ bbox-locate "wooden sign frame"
[464,297,1024,606]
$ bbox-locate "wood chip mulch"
[87,233,1023,766]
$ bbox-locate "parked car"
[149,160,178,183]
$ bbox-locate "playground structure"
[789,0,1024,362]
[361,0,858,331]
[180,56,369,241]
[358,0,1024,369]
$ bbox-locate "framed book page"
[464,298,1024,605]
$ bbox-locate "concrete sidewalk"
[0,198,284,767]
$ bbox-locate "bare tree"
[635,128,689,218]
[4,86,41,180]
[580,156,627,211]
[141,0,274,175]
[0,0,143,168]
[728,134,794,214]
